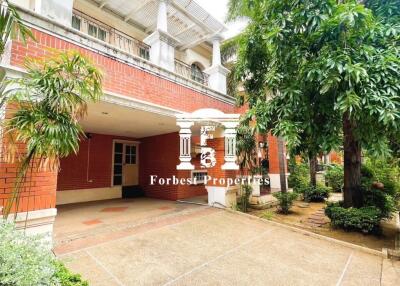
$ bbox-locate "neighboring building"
[0,0,288,237]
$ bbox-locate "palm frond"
[2,51,103,218]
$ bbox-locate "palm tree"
[2,51,103,218]
[0,0,33,57]
[0,0,34,109]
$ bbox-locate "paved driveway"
[54,198,400,286]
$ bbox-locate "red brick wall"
[205,138,237,187]
[0,107,57,213]
[57,133,136,191]
[330,151,343,164]
[139,132,208,200]
[10,29,237,114]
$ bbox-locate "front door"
[122,144,138,186]
[113,142,138,186]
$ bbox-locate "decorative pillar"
[221,121,239,170]
[176,121,195,170]
[204,35,229,94]
[144,0,180,71]
[157,0,168,32]
[211,37,221,66]
[35,0,74,27]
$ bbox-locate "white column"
[176,121,195,170]
[35,0,74,27]
[157,0,168,32]
[144,0,179,71]
[204,35,229,94]
[211,37,221,66]
[221,121,239,170]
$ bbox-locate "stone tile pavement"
[53,198,400,286]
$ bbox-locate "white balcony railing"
[174,60,209,86]
[72,10,150,60]
[72,10,209,86]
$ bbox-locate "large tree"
[228,0,400,208]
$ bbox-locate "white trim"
[206,185,238,208]
[102,91,183,117]
[190,169,208,185]
[56,186,122,205]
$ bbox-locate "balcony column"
[204,35,230,95]
[157,0,168,32]
[221,121,239,170]
[34,0,74,27]
[144,0,180,72]
[176,121,195,170]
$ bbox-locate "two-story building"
[0,0,288,237]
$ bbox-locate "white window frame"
[191,170,208,185]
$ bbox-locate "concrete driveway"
[53,198,400,286]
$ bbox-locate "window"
[191,170,208,185]
[87,23,108,42]
[191,63,204,84]
[98,28,107,41]
[139,47,150,60]
[71,15,81,30]
[88,23,98,38]
[125,145,136,165]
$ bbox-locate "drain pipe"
[86,133,93,183]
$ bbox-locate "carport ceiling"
[90,0,227,49]
[80,101,179,138]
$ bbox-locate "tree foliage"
[229,0,400,207]
[0,0,33,56]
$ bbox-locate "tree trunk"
[309,155,317,187]
[343,112,363,208]
[277,137,288,193]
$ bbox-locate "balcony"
[174,60,209,86]
[72,10,209,86]
[72,10,150,60]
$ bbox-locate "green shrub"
[361,159,399,218]
[0,222,88,286]
[364,158,400,197]
[288,162,309,192]
[325,203,382,234]
[325,164,344,192]
[303,184,331,202]
[0,222,57,286]
[54,262,88,286]
[273,191,298,214]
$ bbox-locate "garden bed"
[248,200,398,251]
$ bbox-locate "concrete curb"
[225,208,384,258]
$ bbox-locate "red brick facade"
[10,29,237,114]
[0,28,285,212]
